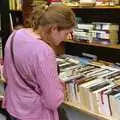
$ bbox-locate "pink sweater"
[3,29,64,120]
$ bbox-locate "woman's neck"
[25,28,41,39]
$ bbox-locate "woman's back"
[3,29,64,120]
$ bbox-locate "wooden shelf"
[68,5,120,9]
[64,101,117,120]
[64,40,120,49]
[93,6,120,9]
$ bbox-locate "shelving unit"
[64,40,120,49]
[0,0,11,54]
[9,10,23,28]
[62,5,120,120]
[63,6,120,63]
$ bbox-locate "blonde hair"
[29,3,76,31]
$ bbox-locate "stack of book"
[9,0,23,11]
[58,54,120,119]
[73,24,93,43]
[73,22,119,45]
[92,22,119,45]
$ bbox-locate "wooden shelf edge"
[64,40,120,49]
[68,5,120,9]
[64,101,116,120]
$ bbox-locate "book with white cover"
[109,89,120,119]
[79,78,104,109]
[88,82,115,114]
[98,88,114,116]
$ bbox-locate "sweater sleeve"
[35,47,64,110]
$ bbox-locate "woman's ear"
[51,25,58,33]
[43,25,53,34]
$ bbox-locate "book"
[109,89,120,119]
[78,78,105,109]
[88,81,114,113]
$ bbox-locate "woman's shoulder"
[15,28,28,36]
[36,40,55,57]
[15,28,55,56]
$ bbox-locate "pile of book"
[57,54,120,119]
[9,0,23,11]
[73,22,119,45]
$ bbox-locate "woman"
[3,3,76,120]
